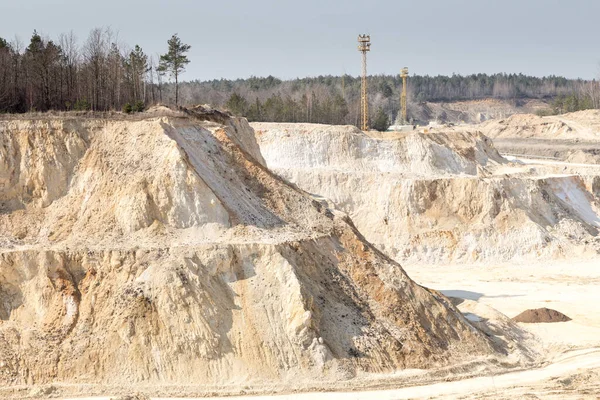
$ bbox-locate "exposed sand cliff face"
[254,124,503,176]
[253,123,600,265]
[0,109,515,390]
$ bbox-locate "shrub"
[132,101,145,113]
[371,107,390,131]
[122,103,133,114]
[74,99,91,111]
[535,108,556,117]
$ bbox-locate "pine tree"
[157,34,190,106]
[372,107,390,131]
[124,45,148,102]
[0,38,10,111]
[25,31,61,111]
[225,92,248,116]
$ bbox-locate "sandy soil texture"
[405,98,550,125]
[2,108,599,399]
[0,107,534,398]
[435,109,600,162]
[58,259,600,399]
[253,122,600,265]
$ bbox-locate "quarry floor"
[62,259,600,400]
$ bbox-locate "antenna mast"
[357,34,371,131]
[400,67,409,124]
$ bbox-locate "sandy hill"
[0,107,528,396]
[477,110,600,141]
[435,109,600,163]
[253,122,600,265]
[254,123,504,177]
[408,98,550,125]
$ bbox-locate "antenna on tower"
[357,34,371,131]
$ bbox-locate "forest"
[1,28,599,126]
[183,74,600,126]
[0,28,184,113]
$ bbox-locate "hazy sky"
[1,0,599,81]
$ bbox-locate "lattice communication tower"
[357,34,371,131]
[400,67,409,124]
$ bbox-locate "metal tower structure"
[400,67,409,124]
[357,34,371,131]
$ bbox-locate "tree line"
[539,91,600,116]
[1,28,598,127]
[0,28,190,113]
[185,73,599,126]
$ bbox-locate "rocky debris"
[0,108,514,390]
[512,308,572,323]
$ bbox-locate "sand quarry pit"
[251,117,600,398]
[0,108,599,398]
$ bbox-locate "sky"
[1,0,599,81]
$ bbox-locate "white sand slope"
[477,110,600,141]
[253,123,600,265]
